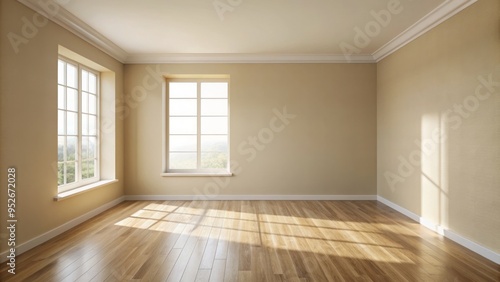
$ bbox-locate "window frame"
[164,77,231,175]
[57,56,100,192]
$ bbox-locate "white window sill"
[161,173,233,177]
[54,179,118,201]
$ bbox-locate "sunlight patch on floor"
[112,204,415,264]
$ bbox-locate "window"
[166,78,230,174]
[58,57,99,191]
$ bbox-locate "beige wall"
[0,1,124,253]
[3,0,497,261]
[124,64,377,197]
[377,0,500,252]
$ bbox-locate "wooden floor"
[1,201,498,281]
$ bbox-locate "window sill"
[54,179,118,201]
[161,172,233,177]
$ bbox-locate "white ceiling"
[19,0,477,62]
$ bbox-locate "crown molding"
[125,53,375,64]
[18,0,477,64]
[372,0,477,62]
[17,0,128,63]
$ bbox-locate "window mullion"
[65,135,68,185]
[63,62,68,185]
[77,65,83,183]
[96,73,100,180]
[63,117,67,185]
[197,81,202,170]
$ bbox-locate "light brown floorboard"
[1,200,498,281]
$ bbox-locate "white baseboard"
[376,196,420,222]
[123,194,377,201]
[443,229,500,264]
[377,196,500,265]
[0,196,125,263]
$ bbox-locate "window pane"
[82,92,89,113]
[89,73,97,94]
[66,136,77,161]
[169,82,197,98]
[67,112,78,135]
[201,82,228,98]
[89,115,97,135]
[201,152,228,169]
[82,114,88,135]
[58,136,64,161]
[170,117,197,134]
[89,137,97,158]
[81,160,88,179]
[169,99,197,116]
[58,86,65,109]
[58,110,65,135]
[58,60,65,85]
[67,63,77,88]
[82,70,89,92]
[88,160,96,178]
[201,135,228,152]
[67,88,78,112]
[201,117,228,134]
[58,163,64,185]
[201,99,228,116]
[89,94,97,115]
[66,162,76,183]
[169,153,197,169]
[81,136,88,160]
[170,135,197,152]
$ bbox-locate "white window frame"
[163,77,231,175]
[58,56,100,192]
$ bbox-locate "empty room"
[0,0,499,281]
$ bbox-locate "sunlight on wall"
[420,113,449,231]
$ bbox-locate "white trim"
[54,179,118,201]
[373,0,477,61]
[123,195,377,201]
[376,195,420,222]
[377,196,500,265]
[125,53,375,64]
[444,229,500,265]
[17,0,127,63]
[0,196,125,263]
[420,217,446,236]
[162,173,233,177]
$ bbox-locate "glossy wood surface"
[1,200,498,281]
